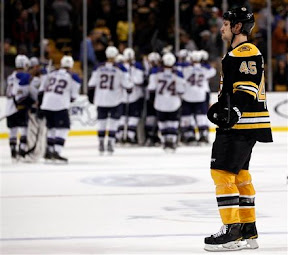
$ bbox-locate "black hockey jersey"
[218,41,273,142]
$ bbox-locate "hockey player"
[118,48,145,144]
[148,52,185,150]
[144,52,161,146]
[204,7,273,251]
[181,51,216,145]
[175,49,189,72]
[5,54,32,161]
[39,55,81,162]
[88,46,133,154]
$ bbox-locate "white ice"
[0,132,287,254]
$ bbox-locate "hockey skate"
[107,140,114,154]
[44,148,54,162]
[198,136,209,146]
[11,146,18,163]
[204,223,243,251]
[240,222,259,249]
[99,140,105,155]
[163,139,177,152]
[53,151,68,163]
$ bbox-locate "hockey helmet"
[30,57,40,67]
[191,51,202,62]
[162,52,176,67]
[223,7,255,35]
[177,49,189,59]
[60,55,74,68]
[105,46,119,59]
[115,54,125,63]
[147,52,161,63]
[15,54,30,69]
[123,48,135,61]
[199,50,209,61]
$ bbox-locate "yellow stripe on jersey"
[229,43,261,57]
[233,123,271,129]
[233,81,258,89]
[242,112,270,117]
[233,88,257,99]
[233,81,258,99]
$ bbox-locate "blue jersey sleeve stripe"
[72,73,81,83]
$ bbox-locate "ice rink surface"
[0,132,287,255]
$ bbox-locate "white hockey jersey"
[182,63,216,103]
[88,62,133,107]
[122,62,144,103]
[148,68,185,112]
[40,68,81,111]
[6,71,32,117]
[5,71,17,117]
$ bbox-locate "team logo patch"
[238,45,252,52]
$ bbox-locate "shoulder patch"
[230,43,261,57]
[16,72,31,86]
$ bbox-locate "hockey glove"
[207,102,242,129]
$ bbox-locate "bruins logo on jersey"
[238,45,252,52]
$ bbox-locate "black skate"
[107,140,114,154]
[53,152,68,163]
[198,136,209,145]
[163,141,176,152]
[126,137,137,145]
[204,223,243,251]
[11,147,18,162]
[240,222,259,249]
[44,149,54,162]
[99,140,105,154]
[18,149,26,158]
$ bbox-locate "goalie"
[204,7,273,252]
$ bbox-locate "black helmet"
[223,7,255,35]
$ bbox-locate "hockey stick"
[123,93,129,142]
[226,93,231,124]
[0,115,6,122]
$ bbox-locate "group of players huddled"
[5,47,216,163]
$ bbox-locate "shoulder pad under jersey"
[229,43,261,58]
[16,72,31,86]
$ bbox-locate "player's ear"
[233,22,242,34]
